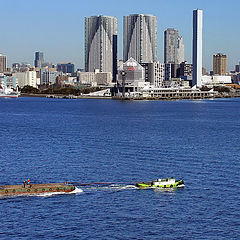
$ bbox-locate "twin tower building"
[85,14,160,82]
[85,11,202,87]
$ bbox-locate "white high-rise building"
[123,14,157,63]
[192,9,203,87]
[85,15,117,81]
[14,71,37,88]
[164,28,184,64]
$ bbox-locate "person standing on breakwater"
[27,179,32,188]
[23,180,26,188]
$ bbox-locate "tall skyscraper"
[34,52,44,68]
[192,9,203,87]
[164,28,184,64]
[85,15,117,81]
[0,54,7,73]
[213,53,227,75]
[123,14,157,63]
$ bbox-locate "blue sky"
[0,0,239,71]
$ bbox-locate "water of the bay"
[0,97,239,239]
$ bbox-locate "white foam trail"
[108,184,138,190]
[34,187,83,197]
[70,187,83,194]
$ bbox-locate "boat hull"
[136,180,184,189]
[0,183,75,196]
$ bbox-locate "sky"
[0,0,239,71]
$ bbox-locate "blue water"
[0,97,240,239]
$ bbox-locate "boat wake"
[83,184,138,192]
[36,187,83,197]
[108,184,138,190]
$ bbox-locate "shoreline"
[20,93,240,101]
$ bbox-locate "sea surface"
[0,97,240,240]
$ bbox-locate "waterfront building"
[56,75,77,87]
[141,62,165,88]
[40,69,60,85]
[57,63,75,73]
[123,14,157,63]
[117,57,149,95]
[14,71,37,88]
[162,78,190,88]
[78,70,112,87]
[78,72,95,86]
[213,53,227,75]
[164,63,180,80]
[192,9,203,87]
[164,28,184,64]
[34,52,44,68]
[202,75,232,87]
[85,15,117,81]
[0,54,7,73]
[179,61,193,78]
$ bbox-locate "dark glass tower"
[34,52,44,68]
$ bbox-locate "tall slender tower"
[164,28,184,64]
[192,9,203,87]
[85,15,117,81]
[0,54,7,73]
[34,52,44,68]
[123,14,157,63]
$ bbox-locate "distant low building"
[78,70,112,87]
[78,72,95,86]
[40,69,60,85]
[202,75,232,87]
[162,78,190,88]
[57,63,75,73]
[56,75,77,87]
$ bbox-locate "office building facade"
[123,14,157,63]
[164,28,184,64]
[213,53,227,75]
[57,63,75,73]
[85,15,117,81]
[0,54,7,73]
[192,9,203,87]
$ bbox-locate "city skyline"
[0,0,239,71]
